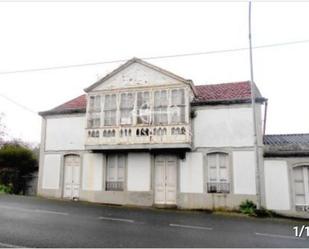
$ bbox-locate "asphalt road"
[0,195,308,248]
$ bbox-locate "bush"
[0,143,38,194]
[0,184,12,194]
[239,200,272,217]
[239,200,257,216]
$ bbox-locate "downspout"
[263,100,268,136]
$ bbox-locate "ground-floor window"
[293,165,309,211]
[207,152,230,193]
[106,154,126,191]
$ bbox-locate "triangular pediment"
[84,58,196,93]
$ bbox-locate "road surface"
[0,195,308,247]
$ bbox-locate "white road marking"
[0,204,68,216]
[255,232,308,240]
[98,216,135,223]
[34,209,68,216]
[0,241,26,248]
[169,223,213,230]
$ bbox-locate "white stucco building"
[37,58,309,217]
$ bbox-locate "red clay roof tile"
[39,81,264,115]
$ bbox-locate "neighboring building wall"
[45,115,85,151]
[264,157,309,218]
[183,103,263,209]
[264,160,290,210]
[233,151,256,195]
[194,105,254,147]
[37,114,86,199]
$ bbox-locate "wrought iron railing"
[207,182,230,193]
[106,181,124,191]
[295,204,309,212]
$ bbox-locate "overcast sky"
[0,1,308,144]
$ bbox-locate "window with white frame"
[106,154,126,191]
[88,95,101,128]
[153,90,168,125]
[137,91,150,124]
[293,166,309,211]
[207,152,230,193]
[88,113,101,128]
[171,89,186,124]
[89,95,101,112]
[104,94,117,126]
[120,92,134,125]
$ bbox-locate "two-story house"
[38,57,267,210]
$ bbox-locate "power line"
[0,93,37,115]
[0,38,309,75]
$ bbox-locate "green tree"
[0,113,6,146]
[0,142,38,194]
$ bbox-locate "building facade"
[37,58,309,217]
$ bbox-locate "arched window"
[293,165,309,211]
[207,152,230,193]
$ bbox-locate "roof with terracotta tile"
[39,94,87,116]
[39,81,265,116]
[192,81,264,105]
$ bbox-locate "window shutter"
[294,167,306,205]
[207,154,217,182]
[117,155,125,182]
[107,155,117,182]
[219,153,228,182]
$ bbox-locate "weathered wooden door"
[63,155,80,199]
[155,155,177,205]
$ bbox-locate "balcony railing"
[295,204,309,212]
[106,181,124,191]
[207,182,230,193]
[85,124,191,148]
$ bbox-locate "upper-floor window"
[207,152,230,193]
[104,94,117,126]
[137,91,150,124]
[89,95,101,112]
[88,95,101,128]
[154,90,168,125]
[120,92,134,125]
[87,87,188,129]
[171,89,185,124]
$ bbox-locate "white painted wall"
[127,153,151,191]
[194,106,255,147]
[82,153,103,191]
[180,152,204,193]
[93,62,183,90]
[233,151,256,195]
[42,154,61,189]
[264,160,290,210]
[45,116,85,151]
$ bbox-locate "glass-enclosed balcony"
[85,87,192,150]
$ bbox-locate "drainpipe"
[263,100,268,136]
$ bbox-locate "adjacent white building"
[37,58,309,217]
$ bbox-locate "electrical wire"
[0,93,37,114]
[0,39,308,75]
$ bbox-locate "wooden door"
[63,155,80,199]
[155,155,177,205]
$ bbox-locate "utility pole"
[248,1,261,209]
